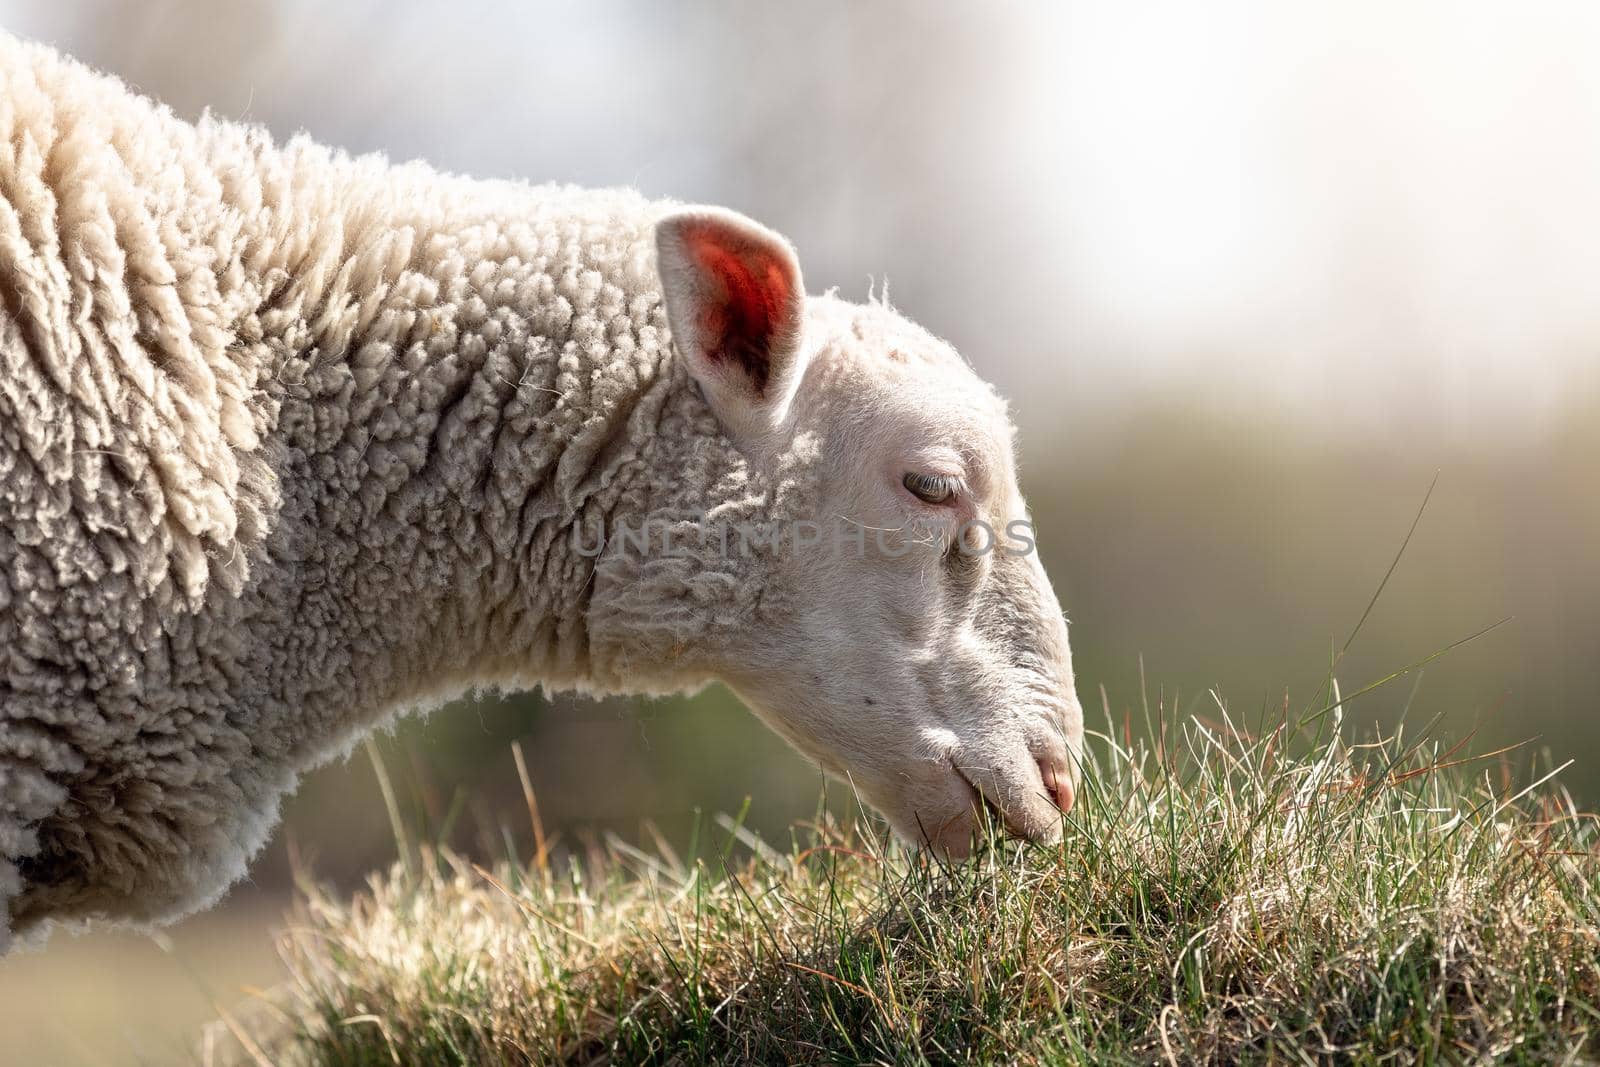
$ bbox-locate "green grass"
[208,687,1600,1066]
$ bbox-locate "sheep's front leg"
[0,690,295,950]
[0,714,78,952]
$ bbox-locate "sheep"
[0,33,1084,952]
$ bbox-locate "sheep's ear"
[656,207,807,444]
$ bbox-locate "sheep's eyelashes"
[904,472,958,505]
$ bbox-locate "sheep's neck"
[212,159,745,751]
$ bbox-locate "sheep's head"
[651,207,1083,856]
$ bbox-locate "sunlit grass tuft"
[207,688,1600,1066]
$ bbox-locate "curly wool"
[0,35,801,948]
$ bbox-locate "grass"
[205,681,1600,1066]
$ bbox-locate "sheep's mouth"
[950,761,1007,837]
[945,755,1069,846]
[908,761,997,855]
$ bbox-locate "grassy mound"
[210,694,1600,1066]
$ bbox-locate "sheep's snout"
[902,734,1069,859]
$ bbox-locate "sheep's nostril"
[1054,773,1074,815]
[1038,758,1073,814]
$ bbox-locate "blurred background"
[2,0,1598,1061]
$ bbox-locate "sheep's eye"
[903,471,958,505]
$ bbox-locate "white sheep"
[0,34,1084,951]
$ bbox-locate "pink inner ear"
[681,222,794,397]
